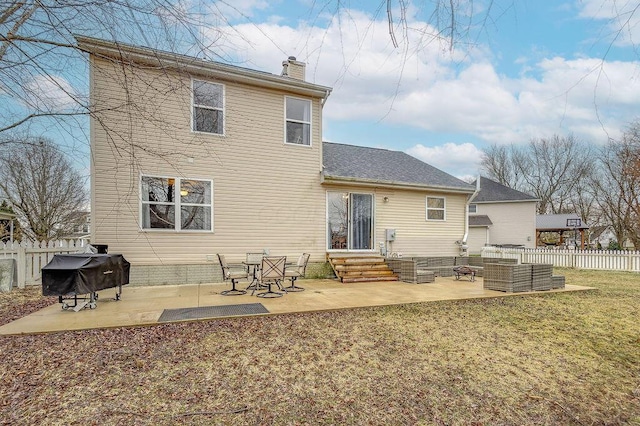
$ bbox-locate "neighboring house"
[536,213,589,249]
[0,210,16,243]
[62,211,91,240]
[79,36,475,282]
[588,225,635,250]
[588,225,612,249]
[467,177,538,254]
[468,214,493,254]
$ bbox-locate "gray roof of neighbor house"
[471,176,537,203]
[537,213,589,230]
[322,142,475,193]
[469,215,493,227]
[589,225,610,240]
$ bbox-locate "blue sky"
[197,0,639,179]
[7,0,640,180]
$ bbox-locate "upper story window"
[426,196,446,221]
[192,80,224,135]
[469,204,477,213]
[285,97,311,145]
[141,176,213,231]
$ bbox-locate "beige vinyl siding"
[90,55,327,265]
[323,185,468,257]
[475,201,537,248]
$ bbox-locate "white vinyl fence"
[482,246,640,272]
[0,239,88,288]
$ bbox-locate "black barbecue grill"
[42,253,130,311]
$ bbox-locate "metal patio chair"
[256,256,286,298]
[217,254,248,296]
[284,253,310,292]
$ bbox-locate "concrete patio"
[0,277,593,335]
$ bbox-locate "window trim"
[284,96,312,147]
[191,79,225,136]
[426,196,446,221]
[469,204,478,214]
[326,191,376,251]
[140,174,214,233]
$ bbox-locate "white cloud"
[23,75,81,112]
[406,142,484,178]
[577,0,640,47]
[199,6,640,149]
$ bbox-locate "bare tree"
[481,135,595,217]
[597,123,640,249]
[0,0,234,143]
[480,144,524,189]
[520,135,594,215]
[0,137,87,241]
[592,159,630,249]
[382,0,511,52]
[570,175,600,230]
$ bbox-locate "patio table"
[243,253,268,295]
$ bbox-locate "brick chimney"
[281,56,306,81]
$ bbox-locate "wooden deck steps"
[327,254,398,283]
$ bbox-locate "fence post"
[17,244,26,289]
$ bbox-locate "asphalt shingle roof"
[471,177,537,203]
[469,215,493,227]
[322,142,474,191]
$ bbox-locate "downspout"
[461,177,481,253]
[321,89,331,106]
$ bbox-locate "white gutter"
[321,174,476,195]
[75,35,333,100]
[321,89,331,106]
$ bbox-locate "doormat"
[158,303,269,322]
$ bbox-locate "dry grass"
[1,268,639,425]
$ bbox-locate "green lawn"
[1,268,639,425]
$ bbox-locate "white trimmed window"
[426,196,446,221]
[469,204,477,213]
[141,176,213,231]
[285,97,311,145]
[192,80,224,134]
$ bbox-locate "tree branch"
[0,2,25,27]
[0,34,78,52]
[387,0,399,48]
[0,111,90,134]
[0,1,40,61]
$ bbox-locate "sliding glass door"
[327,192,373,250]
